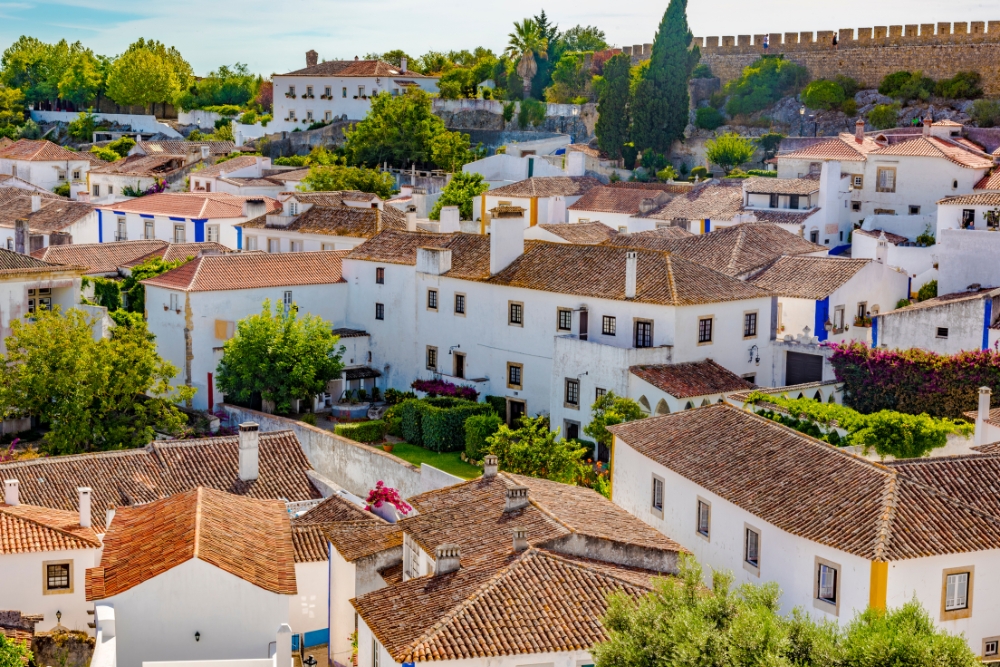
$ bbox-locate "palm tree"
[505,19,548,100]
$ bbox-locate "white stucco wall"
[937,229,1000,296]
[96,209,246,248]
[292,560,328,636]
[851,234,935,292]
[328,548,356,667]
[0,275,82,353]
[0,210,99,249]
[240,227,365,253]
[0,157,93,200]
[877,293,994,354]
[0,548,101,632]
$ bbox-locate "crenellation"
[643,43,653,55]
[990,21,1000,33]
[632,44,643,56]
[938,22,951,35]
[858,27,873,42]
[904,25,918,38]
[738,35,751,47]
[705,36,719,49]
[840,28,855,43]
[971,21,986,34]
[874,26,888,39]
[920,24,935,37]
[722,35,735,47]
[785,32,799,45]
[888,25,903,39]
[692,36,704,48]
[817,30,834,45]
[770,33,783,47]
[954,22,968,35]
[800,31,814,44]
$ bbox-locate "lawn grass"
[388,443,482,480]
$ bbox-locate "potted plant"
[382,443,394,453]
[366,481,412,523]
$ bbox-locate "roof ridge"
[871,473,898,562]
[0,504,101,548]
[727,226,748,272]
[193,487,203,560]
[529,547,657,590]
[664,254,679,305]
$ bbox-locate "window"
[744,527,760,570]
[454,293,465,315]
[509,301,523,326]
[72,170,80,180]
[44,561,71,593]
[206,224,219,243]
[306,110,314,121]
[834,306,845,331]
[945,572,969,611]
[618,226,627,233]
[635,320,652,348]
[358,86,366,97]
[769,193,779,208]
[565,378,580,407]
[564,421,580,439]
[427,289,438,310]
[372,639,380,667]
[852,175,863,189]
[856,302,867,320]
[789,194,800,209]
[507,362,523,389]
[289,240,303,252]
[375,303,384,320]
[426,346,438,370]
[696,499,710,538]
[557,308,572,331]
[322,243,334,251]
[324,111,332,121]
[169,293,180,311]
[342,87,347,98]
[268,238,280,253]
[962,209,976,228]
[743,312,758,338]
[288,85,296,97]
[984,638,999,658]
[602,315,616,336]
[595,387,606,400]
[813,557,841,615]
[375,267,384,284]
[743,373,756,385]
[810,229,819,243]
[324,86,332,97]
[27,288,51,313]
[909,205,920,215]
[288,110,296,121]
[116,217,127,241]
[651,475,664,516]
[283,291,293,312]
[246,235,258,251]
[5,238,10,250]
[698,317,713,344]
[876,167,896,193]
[173,224,186,243]
[144,219,154,240]
[92,184,99,197]
[289,202,299,215]
[851,201,861,212]
[305,85,313,97]
[873,208,895,215]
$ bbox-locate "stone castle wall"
[625,21,1000,95]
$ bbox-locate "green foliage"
[384,388,416,405]
[89,145,120,162]
[915,225,935,246]
[801,78,846,110]
[484,395,507,415]
[835,74,860,98]
[429,171,489,220]
[545,52,593,103]
[485,415,587,484]
[300,162,396,199]
[841,98,858,116]
[746,169,776,177]
[335,419,388,443]
[0,85,27,131]
[745,391,971,458]
[583,391,645,448]
[640,148,668,171]
[867,103,900,130]
[916,279,937,302]
[878,70,934,103]
[630,0,699,153]
[106,45,180,111]
[724,56,809,117]
[705,132,756,174]
[1,37,108,108]
[0,307,194,454]
[561,25,608,52]
[655,165,678,181]
[594,53,631,159]
[121,256,188,314]
[67,110,98,141]
[397,397,492,452]
[621,142,638,169]
[0,631,33,667]
[83,276,122,311]
[175,63,259,110]
[690,165,709,180]
[517,97,546,128]
[216,300,344,415]
[429,130,483,172]
[694,105,725,130]
[896,298,911,309]
[505,18,548,99]
[464,412,503,461]
[52,182,70,197]
[107,136,135,157]
[969,99,1000,127]
[502,101,516,122]
[691,63,713,79]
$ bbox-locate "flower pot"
[382,443,394,453]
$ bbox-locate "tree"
[562,25,608,52]
[801,79,846,110]
[121,256,190,314]
[57,47,104,107]
[916,279,937,302]
[0,634,32,667]
[215,300,345,414]
[429,130,480,172]
[705,132,756,174]
[300,163,396,198]
[0,85,26,134]
[545,52,592,103]
[594,54,631,159]
[630,0,699,153]
[365,50,414,69]
[106,48,177,112]
[175,63,260,110]
[724,56,809,117]
[756,131,785,162]
[0,307,193,454]
[429,171,489,220]
[484,415,587,485]
[840,601,979,667]
[0,36,51,104]
[505,19,548,100]
[583,392,645,449]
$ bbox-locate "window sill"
[743,561,760,577]
[697,340,714,346]
[812,597,839,616]
[563,402,580,410]
[941,606,972,622]
[650,506,663,519]
[696,530,710,543]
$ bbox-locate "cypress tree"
[631,0,699,153]
[595,53,632,160]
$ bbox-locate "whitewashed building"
[88,154,188,201]
[628,359,755,415]
[934,193,1000,295]
[0,193,98,249]
[875,287,1000,355]
[851,228,936,296]
[567,185,672,232]
[190,155,276,195]
[480,176,603,229]
[609,404,1000,659]
[0,139,100,200]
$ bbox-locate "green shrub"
[708,90,727,109]
[934,71,982,99]
[695,106,725,130]
[691,63,713,79]
[656,166,678,181]
[834,75,860,99]
[640,148,668,171]
[690,165,709,180]
[502,101,515,123]
[724,56,810,117]
[878,71,934,103]
[745,169,776,177]
[67,111,98,141]
[517,98,546,128]
[239,111,257,125]
[465,412,503,461]
[202,104,242,116]
[335,419,388,443]
[484,395,507,415]
[301,412,318,426]
[801,79,845,111]
[398,397,492,451]
[867,103,900,130]
[52,182,70,197]
[90,145,120,162]
[915,226,935,246]
[840,98,858,116]
[969,99,1000,127]
[384,388,417,405]
[917,279,937,302]
[896,298,911,310]
[107,136,135,158]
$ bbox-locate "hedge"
[399,398,494,451]
[484,395,507,416]
[465,412,503,460]
[334,420,388,443]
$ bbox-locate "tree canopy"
[300,162,396,198]
[583,391,645,448]
[175,63,260,111]
[0,634,32,667]
[506,19,548,100]
[429,171,489,220]
[484,415,588,485]
[594,53,632,159]
[705,132,756,173]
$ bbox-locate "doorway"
[506,398,526,426]
[453,352,465,379]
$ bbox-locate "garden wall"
[29,111,183,138]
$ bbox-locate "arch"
[638,395,651,415]
[813,390,822,401]
[655,399,670,415]
[700,398,711,407]
[684,401,694,410]
[717,397,726,404]
[828,394,836,404]
[796,392,805,399]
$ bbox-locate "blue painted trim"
[828,244,851,256]
[236,227,243,250]
[193,219,206,243]
[97,209,103,243]
[815,297,830,342]
[169,216,186,222]
[872,316,879,348]
[111,210,125,216]
[983,299,993,351]
[139,213,155,219]
[704,219,711,234]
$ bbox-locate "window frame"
[506,362,523,390]
[743,311,758,339]
[743,524,761,576]
[426,346,438,371]
[602,315,616,336]
[851,201,861,212]
[557,308,573,332]
[206,224,220,243]
[454,293,466,316]
[375,267,385,284]
[564,378,580,409]
[282,290,293,312]
[940,566,974,621]
[452,351,466,379]
[650,474,664,518]
[698,316,714,345]
[634,319,653,348]
[695,497,711,541]
[375,302,384,321]
[43,560,73,595]
[983,636,999,660]
[813,556,841,616]
[173,224,186,244]
[426,288,438,311]
[936,327,949,339]
[852,174,863,189]
[508,301,524,327]
[875,166,897,193]
[595,387,606,401]
[908,205,921,215]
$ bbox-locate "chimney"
[275,624,293,667]
[243,199,268,220]
[547,195,567,224]
[876,232,888,264]
[30,195,41,213]
[625,251,637,299]
[923,115,932,136]
[504,486,529,512]
[200,145,210,160]
[483,454,498,478]
[405,207,417,232]
[567,151,586,176]
[3,479,18,506]
[490,212,525,275]
[975,386,992,447]
[400,56,408,72]
[105,507,116,528]
[306,50,318,68]
[439,206,460,233]
[639,197,658,214]
[238,422,260,481]
[14,219,28,254]
[77,487,92,528]
[855,118,865,143]
[433,544,461,575]
[512,527,528,552]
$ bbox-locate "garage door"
[786,351,823,385]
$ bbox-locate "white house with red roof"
[189,155,278,196]
[0,139,99,200]
[271,53,439,133]
[95,193,280,249]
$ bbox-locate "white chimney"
[855,118,865,143]
[239,422,260,481]
[490,215,525,275]
[400,57,408,72]
[275,624,292,667]
[483,454,498,478]
[504,486,529,512]
[547,195,567,223]
[512,527,528,552]
[819,160,840,225]
[77,487,92,528]
[625,251,637,299]
[567,151,586,176]
[105,507,116,528]
[31,195,41,213]
[406,207,417,232]
[975,386,992,447]
[433,544,461,575]
[439,206,461,233]
[200,145,210,160]
[4,479,18,506]
[923,115,932,136]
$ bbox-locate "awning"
[345,366,382,381]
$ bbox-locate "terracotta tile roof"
[487,176,603,198]
[635,182,744,221]
[750,256,871,299]
[0,137,13,150]
[972,441,1000,454]
[883,287,999,314]
[89,154,184,176]
[0,248,79,276]
[0,139,84,162]
[218,177,283,188]
[778,134,882,162]
[346,230,458,266]
[938,192,1000,206]
[886,455,1000,523]
[298,493,372,523]
[241,204,407,238]
[0,503,101,554]
[324,520,402,562]
[141,250,347,292]
[607,181,696,194]
[566,143,599,158]
[567,186,668,214]
[536,221,617,244]
[743,177,819,195]
[0,182,61,203]
[273,169,311,183]
[291,494,383,562]
[953,137,985,152]
[744,208,819,224]
[0,431,319,531]
[963,406,1000,427]
[378,562,403,586]
[630,360,755,398]
[353,548,656,663]
[121,242,231,269]
[32,240,170,275]
[86,487,297,599]
[197,156,263,178]
[853,228,909,245]
[135,141,234,157]
[281,59,426,78]
[603,227,694,252]
[974,170,1000,190]
[100,192,280,218]
[0,196,94,233]
[870,136,994,169]
[291,524,329,563]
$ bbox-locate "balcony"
[554,334,673,372]
[114,233,127,241]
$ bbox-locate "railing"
[285,498,323,517]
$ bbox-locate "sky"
[1,0,997,76]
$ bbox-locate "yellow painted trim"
[480,194,487,234]
[609,434,616,500]
[869,561,888,610]
[530,197,538,226]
